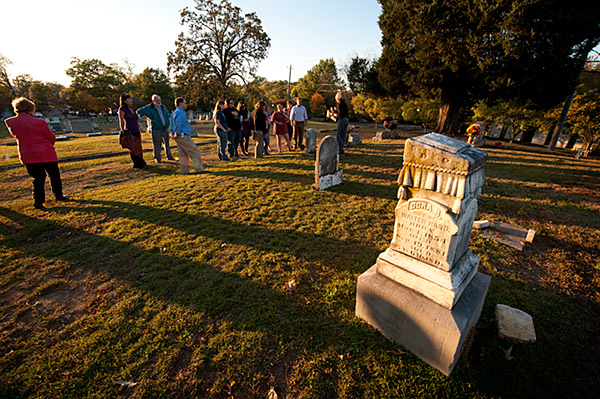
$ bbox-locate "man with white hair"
[137,94,174,162]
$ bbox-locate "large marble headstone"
[315,135,343,190]
[305,128,317,154]
[356,133,490,376]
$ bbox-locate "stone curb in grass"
[0,139,218,171]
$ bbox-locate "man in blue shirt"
[170,97,204,174]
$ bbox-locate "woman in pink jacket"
[4,97,68,210]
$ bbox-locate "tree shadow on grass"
[69,199,382,275]
[0,205,427,397]
[209,169,398,200]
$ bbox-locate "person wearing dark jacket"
[4,97,68,209]
[223,99,242,159]
[137,94,174,163]
[335,91,349,154]
[118,93,146,168]
[249,100,267,159]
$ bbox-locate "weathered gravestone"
[305,128,317,154]
[67,119,94,133]
[531,131,546,145]
[315,135,343,190]
[356,132,490,376]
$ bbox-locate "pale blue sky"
[1,0,383,85]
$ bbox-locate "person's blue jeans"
[228,129,241,158]
[215,129,230,161]
[264,128,271,154]
[337,117,349,153]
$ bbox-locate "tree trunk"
[436,82,464,135]
[436,98,462,135]
[510,126,520,143]
[584,141,593,157]
[543,125,554,145]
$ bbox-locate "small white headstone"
[315,135,342,190]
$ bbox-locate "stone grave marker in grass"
[68,119,94,133]
[314,135,342,190]
[305,128,316,154]
[356,132,490,376]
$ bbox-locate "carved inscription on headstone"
[390,198,458,270]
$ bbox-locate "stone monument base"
[355,265,490,376]
[316,170,343,190]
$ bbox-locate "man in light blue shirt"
[170,97,204,174]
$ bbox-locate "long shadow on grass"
[0,205,432,397]
[209,169,398,200]
[266,160,400,184]
[70,199,382,274]
[478,189,600,231]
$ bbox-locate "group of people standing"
[211,97,311,160]
[3,91,350,209]
[118,93,203,174]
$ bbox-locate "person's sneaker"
[167,157,176,161]
[155,159,162,163]
[34,203,45,210]
[56,196,71,202]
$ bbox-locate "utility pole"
[287,64,292,101]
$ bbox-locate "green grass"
[0,122,9,139]
[0,127,599,398]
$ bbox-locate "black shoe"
[34,203,45,210]
[56,196,71,202]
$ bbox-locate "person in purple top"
[118,93,146,168]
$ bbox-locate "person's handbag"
[119,130,135,150]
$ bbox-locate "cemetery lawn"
[0,127,599,398]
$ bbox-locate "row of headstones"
[486,126,582,150]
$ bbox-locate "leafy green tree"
[168,0,270,98]
[351,93,403,127]
[29,81,64,111]
[131,68,173,108]
[296,59,343,108]
[12,74,34,98]
[59,87,96,112]
[377,0,600,135]
[568,92,600,157]
[345,56,383,96]
[472,99,545,142]
[401,97,440,131]
[0,54,16,108]
[66,58,126,99]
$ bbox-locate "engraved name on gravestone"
[390,198,458,270]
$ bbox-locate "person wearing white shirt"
[289,97,308,150]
